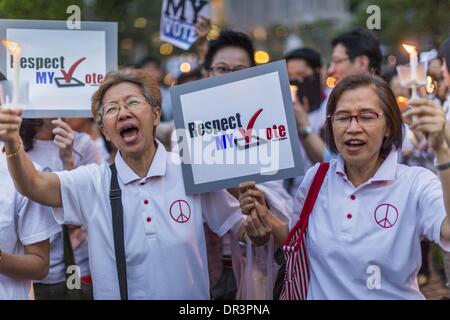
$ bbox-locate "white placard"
[171,61,304,194]
[0,19,117,118]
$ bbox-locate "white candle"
[2,40,21,109]
[402,44,418,99]
[410,48,417,84]
[11,47,20,108]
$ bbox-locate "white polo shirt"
[54,140,243,299]
[293,150,450,300]
[0,151,60,300]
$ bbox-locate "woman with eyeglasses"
[238,72,450,299]
[19,118,100,299]
[0,68,245,299]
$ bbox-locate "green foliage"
[1,0,449,63]
[349,0,450,51]
[0,0,164,65]
[0,0,84,20]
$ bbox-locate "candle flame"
[2,40,21,55]
[326,76,336,88]
[426,76,435,94]
[402,44,417,55]
[396,96,408,111]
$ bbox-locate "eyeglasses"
[209,65,247,75]
[330,57,350,66]
[328,111,384,127]
[98,96,148,119]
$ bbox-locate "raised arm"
[194,15,212,64]
[0,108,62,207]
[403,99,450,242]
[293,97,326,163]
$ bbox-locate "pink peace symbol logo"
[169,200,191,224]
[373,203,398,229]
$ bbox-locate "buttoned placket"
[337,173,361,241]
[339,171,382,241]
[137,179,156,236]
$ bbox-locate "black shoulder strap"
[109,163,128,300]
[62,225,76,271]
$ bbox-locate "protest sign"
[170,60,304,195]
[0,19,117,118]
[160,0,209,50]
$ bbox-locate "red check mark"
[60,57,86,83]
[239,108,264,143]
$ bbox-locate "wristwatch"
[299,126,313,139]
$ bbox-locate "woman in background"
[20,118,101,299]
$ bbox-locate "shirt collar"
[336,150,398,182]
[115,140,167,185]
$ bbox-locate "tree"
[0,0,83,20]
[349,0,450,52]
[0,0,165,65]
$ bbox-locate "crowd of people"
[0,16,450,300]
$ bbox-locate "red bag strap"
[283,162,329,248]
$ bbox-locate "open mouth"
[344,139,366,152]
[119,124,140,144]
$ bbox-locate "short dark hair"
[324,73,403,159]
[204,30,255,70]
[332,28,382,75]
[20,119,44,152]
[439,37,450,73]
[285,47,322,70]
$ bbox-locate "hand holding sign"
[238,181,289,247]
[238,181,267,215]
[244,202,273,247]
[194,15,211,61]
[195,15,211,40]
[238,181,271,246]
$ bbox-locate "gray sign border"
[170,60,305,195]
[0,19,117,118]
